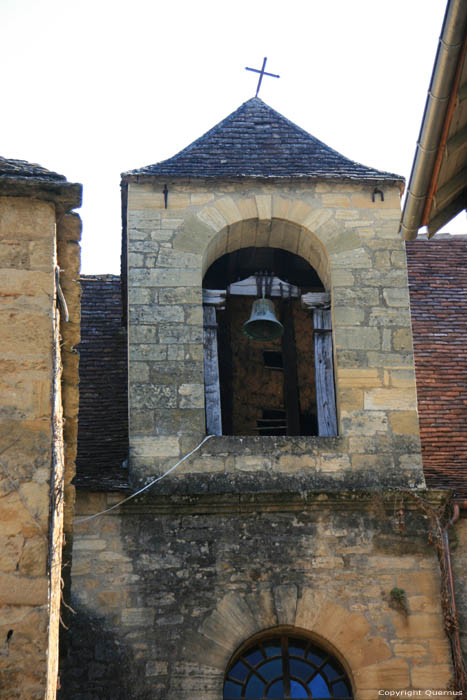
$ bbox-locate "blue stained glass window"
[223,633,353,699]
[245,648,264,666]
[266,680,284,697]
[259,659,282,681]
[245,674,266,697]
[290,680,308,698]
[229,661,249,682]
[323,662,339,681]
[224,680,242,698]
[308,673,330,698]
[289,658,313,681]
[333,680,352,697]
[289,644,306,658]
[264,641,281,657]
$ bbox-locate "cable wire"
[75,435,213,523]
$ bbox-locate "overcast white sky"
[2,0,464,273]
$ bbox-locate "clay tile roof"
[123,97,404,184]
[0,156,66,182]
[407,235,467,499]
[75,276,129,490]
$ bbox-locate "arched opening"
[223,630,353,699]
[202,247,337,437]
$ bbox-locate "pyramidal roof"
[124,97,403,184]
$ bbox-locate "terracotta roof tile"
[407,235,467,498]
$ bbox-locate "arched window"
[223,632,353,699]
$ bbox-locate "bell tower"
[122,97,423,492]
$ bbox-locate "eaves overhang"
[400,0,467,241]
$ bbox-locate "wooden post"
[203,305,222,436]
[281,299,301,436]
[313,309,338,437]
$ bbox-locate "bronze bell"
[242,298,284,341]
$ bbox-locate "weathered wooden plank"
[281,299,301,436]
[229,276,299,298]
[203,306,222,436]
[313,309,338,437]
[301,292,331,309]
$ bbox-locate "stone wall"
[64,489,453,699]
[125,179,423,490]
[452,516,467,663]
[0,194,80,699]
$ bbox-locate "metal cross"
[245,57,280,97]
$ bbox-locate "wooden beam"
[203,306,222,436]
[301,292,331,310]
[433,165,467,211]
[313,309,338,437]
[428,190,467,237]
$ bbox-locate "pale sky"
[2,0,464,274]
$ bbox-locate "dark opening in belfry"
[203,247,337,438]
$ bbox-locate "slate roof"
[0,155,82,210]
[407,235,467,499]
[76,238,467,498]
[123,98,404,184]
[75,276,129,490]
[0,156,66,182]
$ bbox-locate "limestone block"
[244,590,277,630]
[0,573,48,605]
[178,383,204,409]
[317,453,351,472]
[368,354,413,373]
[369,308,411,327]
[273,584,297,625]
[19,537,47,576]
[330,248,371,268]
[271,195,291,220]
[333,306,365,325]
[130,436,180,457]
[411,664,452,688]
[393,328,413,352]
[0,534,24,572]
[255,194,272,221]
[340,411,388,435]
[383,287,408,307]
[212,197,242,225]
[388,411,420,436]
[354,657,409,689]
[337,368,382,388]
[200,592,258,651]
[334,327,380,350]
[129,304,184,323]
[197,206,227,232]
[274,454,317,472]
[129,267,201,287]
[235,456,272,472]
[158,248,202,267]
[364,388,417,411]
[176,457,224,475]
[0,198,55,239]
[121,608,155,626]
[320,193,350,207]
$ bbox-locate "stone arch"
[178,586,394,698]
[195,193,332,289]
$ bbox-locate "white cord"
[75,435,213,523]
